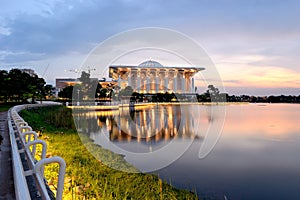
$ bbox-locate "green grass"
[0,102,18,112]
[20,106,198,200]
[0,105,11,112]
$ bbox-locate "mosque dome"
[138,60,164,68]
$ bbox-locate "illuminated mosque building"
[109,60,204,94]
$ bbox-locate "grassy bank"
[0,105,11,112]
[0,102,21,112]
[20,106,198,200]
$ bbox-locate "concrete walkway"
[0,111,15,200]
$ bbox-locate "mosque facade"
[109,60,204,94]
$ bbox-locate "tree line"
[58,71,102,101]
[0,69,53,103]
[225,94,300,103]
[58,72,300,104]
[196,85,300,103]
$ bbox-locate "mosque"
[109,60,204,94]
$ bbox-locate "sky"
[0,0,300,95]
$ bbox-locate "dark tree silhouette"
[58,85,74,100]
[119,86,134,97]
[0,68,49,103]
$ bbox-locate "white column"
[174,71,177,93]
[155,70,159,93]
[146,70,150,92]
[155,77,159,93]
[164,70,168,92]
[181,77,185,93]
[137,71,141,93]
[191,77,195,93]
[164,77,168,92]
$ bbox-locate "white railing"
[8,104,66,200]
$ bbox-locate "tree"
[7,69,27,101]
[99,88,108,99]
[202,85,221,102]
[196,93,207,102]
[207,85,219,96]
[58,85,74,100]
[119,86,134,97]
[77,71,99,100]
[0,68,49,102]
[43,84,54,99]
[8,69,40,102]
[32,76,46,102]
[0,70,9,102]
[86,79,99,99]
[130,92,144,102]
[78,71,91,84]
[95,82,102,97]
[197,85,226,102]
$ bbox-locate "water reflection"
[111,105,200,142]
[76,105,203,143]
[74,104,215,172]
[74,103,300,199]
[156,104,300,200]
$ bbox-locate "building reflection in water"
[108,105,198,143]
[76,105,202,143]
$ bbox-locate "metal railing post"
[7,110,32,200]
[34,157,66,200]
[25,140,47,175]
[21,131,38,154]
[8,103,66,200]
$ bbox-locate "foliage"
[0,68,52,102]
[78,71,91,84]
[43,84,55,98]
[20,106,198,200]
[130,92,144,102]
[77,71,101,100]
[58,85,74,100]
[196,85,226,102]
[58,71,103,101]
[196,85,300,103]
[0,103,17,112]
[118,86,134,98]
[95,82,103,98]
[99,88,109,99]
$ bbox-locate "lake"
[75,103,300,200]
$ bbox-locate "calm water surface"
[78,103,300,200]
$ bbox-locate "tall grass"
[20,106,198,200]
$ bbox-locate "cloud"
[218,63,300,88]
[0,50,46,63]
[2,0,300,57]
[0,26,10,36]
[0,0,300,95]
[0,16,11,37]
[1,0,174,57]
[206,49,300,90]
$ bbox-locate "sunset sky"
[0,0,300,95]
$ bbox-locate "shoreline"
[67,102,250,111]
[20,105,198,199]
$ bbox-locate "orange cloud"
[211,54,300,88]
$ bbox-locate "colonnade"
[117,68,196,94]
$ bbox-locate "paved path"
[0,111,15,200]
